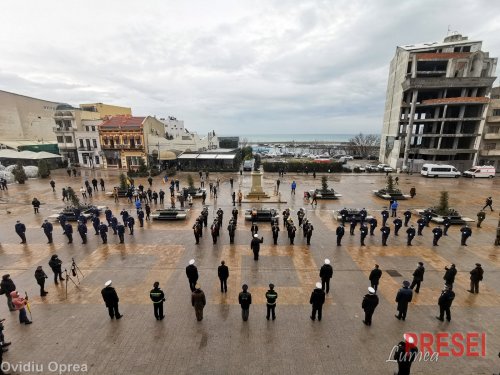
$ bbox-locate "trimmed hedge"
[263,160,346,173]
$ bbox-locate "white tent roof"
[0,150,61,160]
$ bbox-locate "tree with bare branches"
[347,133,380,157]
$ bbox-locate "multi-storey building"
[380,33,497,171]
[160,116,185,139]
[99,115,165,169]
[479,86,500,170]
[53,103,131,166]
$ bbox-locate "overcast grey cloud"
[1,0,500,135]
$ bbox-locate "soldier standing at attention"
[460,224,472,246]
[64,222,73,244]
[436,285,455,322]
[416,217,425,236]
[78,220,87,244]
[101,280,122,319]
[362,287,379,326]
[381,208,389,227]
[193,220,202,244]
[265,284,278,320]
[380,225,390,246]
[395,280,413,321]
[410,262,425,293]
[406,225,416,246]
[369,217,377,236]
[442,216,451,236]
[41,219,53,244]
[310,282,326,321]
[92,215,100,235]
[349,216,357,235]
[305,222,314,245]
[272,222,280,245]
[227,220,236,244]
[238,284,252,321]
[15,220,27,244]
[319,259,333,294]
[336,224,345,246]
[149,282,165,320]
[360,224,368,246]
[99,222,108,244]
[191,284,206,321]
[369,264,382,292]
[117,223,125,244]
[250,234,264,261]
[186,259,198,292]
[432,226,443,246]
[393,335,419,375]
[403,209,412,227]
[443,264,457,287]
[217,261,229,293]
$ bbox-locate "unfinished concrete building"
[479,86,500,171]
[380,34,497,171]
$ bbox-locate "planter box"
[47,205,107,222]
[415,209,474,225]
[372,190,410,200]
[309,189,342,200]
[151,208,189,221]
[105,187,128,198]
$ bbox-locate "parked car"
[421,164,460,178]
[365,164,378,172]
[377,164,393,172]
[349,164,365,172]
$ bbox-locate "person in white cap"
[250,233,264,261]
[185,259,198,292]
[101,280,122,319]
[361,287,379,326]
[309,282,326,321]
[319,259,333,294]
[393,333,419,375]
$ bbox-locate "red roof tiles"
[100,116,146,128]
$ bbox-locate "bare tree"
[347,133,380,157]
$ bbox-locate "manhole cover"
[386,269,402,277]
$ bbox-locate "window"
[65,136,72,143]
[91,126,95,131]
[82,155,87,164]
[92,139,97,148]
[95,156,100,165]
[57,136,64,143]
[485,143,496,150]
[79,139,84,148]
[492,109,500,116]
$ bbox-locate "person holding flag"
[10,291,32,325]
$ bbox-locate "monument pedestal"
[246,170,270,199]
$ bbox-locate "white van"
[421,164,461,178]
[462,166,495,178]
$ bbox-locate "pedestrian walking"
[14,220,27,244]
[291,180,296,194]
[265,284,278,320]
[410,262,425,293]
[101,280,122,319]
[34,266,48,297]
[218,261,229,293]
[468,263,484,294]
[362,287,379,326]
[186,259,198,292]
[238,284,252,321]
[395,280,413,321]
[482,196,493,211]
[149,282,165,320]
[369,264,382,292]
[0,275,16,311]
[310,282,326,321]
[436,285,455,322]
[191,284,206,321]
[48,255,64,284]
[50,179,56,192]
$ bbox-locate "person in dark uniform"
[319,259,333,294]
[305,222,314,245]
[201,207,208,227]
[476,210,486,228]
[297,208,305,227]
[403,210,412,227]
[336,224,345,246]
[359,208,367,224]
[145,204,151,221]
[34,266,48,297]
[104,208,112,225]
[432,226,443,246]
[238,284,252,321]
[410,262,425,293]
[369,217,377,236]
[310,282,326,321]
[443,264,457,287]
[250,222,258,235]
[360,224,368,246]
[288,224,296,244]
[110,216,118,235]
[362,287,379,326]
[468,263,484,294]
[227,220,236,244]
[460,225,472,246]
[31,197,40,214]
[191,284,206,321]
[149,281,165,320]
[64,222,73,244]
[92,215,100,235]
[436,284,455,322]
[406,225,416,246]
[58,213,67,233]
[120,209,129,225]
[265,283,278,320]
[138,209,145,227]
[416,217,425,236]
[381,208,389,227]
[483,196,493,211]
[77,221,87,244]
[211,220,219,244]
[272,223,280,245]
[349,216,357,235]
[101,280,122,319]
[395,280,413,320]
[217,261,229,293]
[442,216,451,236]
[393,217,402,236]
[217,208,224,225]
[380,225,390,246]
[369,264,382,292]
[14,221,27,244]
[100,178,105,191]
[250,234,264,260]
[185,259,198,292]
[98,222,108,244]
[127,216,135,235]
[231,207,238,225]
[41,220,53,244]
[193,220,202,244]
[48,255,64,284]
[50,179,56,192]
[339,208,348,225]
[393,335,419,375]
[117,223,125,243]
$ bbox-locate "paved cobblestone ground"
[0,169,499,374]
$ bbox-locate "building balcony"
[101,144,143,150]
[400,133,479,138]
[484,133,500,140]
[419,97,489,106]
[402,76,496,91]
[487,115,500,123]
[57,144,76,150]
[53,126,74,132]
[480,149,500,157]
[418,148,477,155]
[78,146,96,151]
[400,117,483,123]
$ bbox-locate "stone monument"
[246,160,270,199]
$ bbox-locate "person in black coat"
[227,221,236,244]
[149,281,165,320]
[442,216,451,236]
[48,255,64,284]
[410,262,425,293]
[349,217,357,235]
[393,217,402,236]
[369,217,377,236]
[432,226,443,246]
[310,282,326,321]
[319,259,333,294]
[101,280,122,319]
[77,221,88,244]
[406,225,416,246]
[416,218,425,236]
[369,264,382,291]
[41,220,53,244]
[250,234,263,261]
[362,287,379,326]
[403,210,412,227]
[34,266,48,297]
[272,223,280,245]
[63,222,73,244]
[395,280,413,321]
[117,223,125,244]
[443,264,457,287]
[381,209,389,227]
[436,285,455,322]
[185,259,199,292]
[0,274,16,311]
[98,223,108,244]
[127,217,135,235]
[92,215,100,235]
[468,263,484,294]
[14,220,27,244]
[380,225,390,246]
[360,224,368,246]
[336,224,345,246]
[218,261,229,293]
[393,335,419,375]
[460,225,472,246]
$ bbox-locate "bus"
[420,164,461,178]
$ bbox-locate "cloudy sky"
[1,0,499,135]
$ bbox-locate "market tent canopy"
[158,150,178,161]
[0,149,62,160]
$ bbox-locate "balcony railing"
[101,144,143,150]
[480,149,500,156]
[78,146,95,151]
[53,126,74,132]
